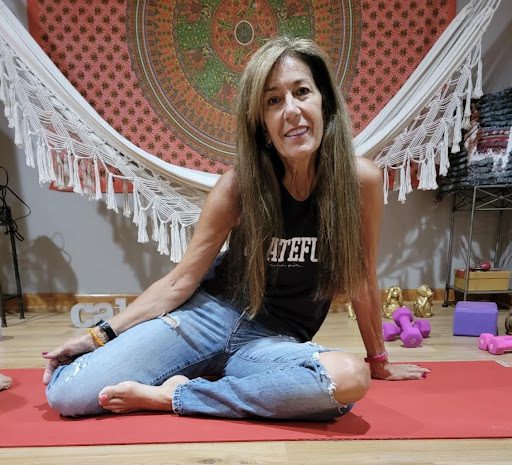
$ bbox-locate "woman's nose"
[283,95,300,120]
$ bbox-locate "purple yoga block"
[453,301,498,336]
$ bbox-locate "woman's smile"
[285,126,309,138]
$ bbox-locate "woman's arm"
[108,169,240,334]
[351,157,429,381]
[43,169,240,384]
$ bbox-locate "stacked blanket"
[436,87,512,199]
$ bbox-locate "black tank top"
[202,183,331,342]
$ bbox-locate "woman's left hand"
[369,362,430,381]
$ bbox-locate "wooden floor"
[1,303,512,465]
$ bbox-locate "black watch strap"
[96,319,117,341]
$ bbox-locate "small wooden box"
[454,269,511,292]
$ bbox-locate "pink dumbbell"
[392,307,423,348]
[383,319,431,342]
[478,333,508,351]
[479,333,512,351]
[487,335,512,355]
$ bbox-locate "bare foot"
[98,375,189,414]
[0,372,12,391]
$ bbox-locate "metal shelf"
[448,285,512,295]
[442,184,512,306]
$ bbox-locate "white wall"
[0,1,511,296]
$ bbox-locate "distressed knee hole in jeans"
[311,352,353,415]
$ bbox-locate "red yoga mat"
[1,361,511,447]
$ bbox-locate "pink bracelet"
[364,351,388,363]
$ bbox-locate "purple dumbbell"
[392,307,423,348]
[383,319,431,342]
[488,335,512,355]
[383,322,401,341]
[414,319,431,338]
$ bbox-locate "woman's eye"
[267,96,280,106]
[296,87,310,96]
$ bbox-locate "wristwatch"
[96,319,117,341]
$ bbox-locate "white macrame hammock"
[0,0,501,261]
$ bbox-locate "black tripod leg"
[9,229,24,319]
[0,280,6,327]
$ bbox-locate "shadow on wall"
[378,192,449,289]
[379,188,508,290]
[100,202,172,290]
[1,233,78,294]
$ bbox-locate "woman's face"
[262,56,324,166]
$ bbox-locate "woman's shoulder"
[196,167,241,234]
[207,168,241,221]
[355,156,382,187]
[212,167,239,198]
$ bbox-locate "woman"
[44,37,428,420]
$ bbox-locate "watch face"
[98,321,117,340]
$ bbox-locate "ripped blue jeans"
[46,289,352,420]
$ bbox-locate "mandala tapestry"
[27,0,456,174]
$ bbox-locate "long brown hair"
[226,36,365,317]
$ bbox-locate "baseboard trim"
[2,293,139,313]
[331,288,454,311]
[2,289,455,314]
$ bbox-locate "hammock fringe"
[0,3,207,261]
[364,0,500,203]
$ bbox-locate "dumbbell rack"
[442,184,512,307]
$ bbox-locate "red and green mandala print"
[28,0,454,172]
[126,0,361,164]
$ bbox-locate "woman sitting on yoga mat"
[43,36,429,419]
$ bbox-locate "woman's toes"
[98,381,133,406]
[96,377,190,413]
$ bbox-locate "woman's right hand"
[42,332,97,385]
